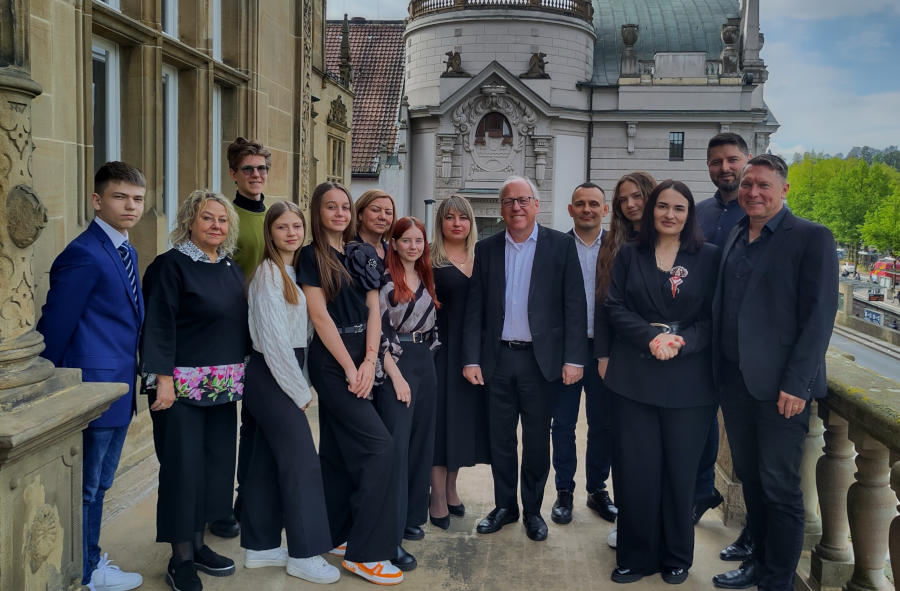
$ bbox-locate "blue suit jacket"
[37,220,145,428]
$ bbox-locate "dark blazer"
[604,241,720,408]
[462,224,587,383]
[712,210,838,401]
[37,220,144,428]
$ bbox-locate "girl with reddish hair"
[375,216,441,571]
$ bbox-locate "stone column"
[0,2,127,589]
[890,459,899,587]
[845,426,894,591]
[800,401,824,549]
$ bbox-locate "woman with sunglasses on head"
[241,201,340,584]
[297,182,403,586]
[603,180,720,585]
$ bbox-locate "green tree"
[861,188,900,254]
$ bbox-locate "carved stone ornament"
[7,184,46,248]
[26,504,60,574]
[327,96,348,129]
[442,51,470,78]
[520,53,549,79]
[621,24,639,47]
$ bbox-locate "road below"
[829,331,900,382]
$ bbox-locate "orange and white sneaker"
[328,543,347,557]
[341,560,403,585]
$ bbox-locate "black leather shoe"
[208,514,240,538]
[719,527,753,561]
[712,560,760,589]
[167,558,201,591]
[586,490,618,522]
[476,507,519,534]
[551,490,574,524]
[394,546,417,571]
[447,503,465,517]
[523,514,548,541]
[661,567,689,584]
[403,525,424,541]
[429,513,450,530]
[692,488,724,524]
[611,566,644,584]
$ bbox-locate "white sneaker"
[287,555,341,584]
[89,553,143,591]
[245,547,288,568]
[328,542,347,557]
[342,560,403,585]
[607,528,618,549]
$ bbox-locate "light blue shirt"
[93,216,128,249]
[572,228,604,338]
[501,223,539,342]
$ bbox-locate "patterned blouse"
[376,272,440,383]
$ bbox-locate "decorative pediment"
[327,96,349,131]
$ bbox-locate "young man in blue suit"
[37,161,146,591]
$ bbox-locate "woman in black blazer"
[604,180,719,585]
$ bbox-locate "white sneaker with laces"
[607,528,618,549]
[89,553,143,591]
[245,547,288,568]
[287,555,341,584]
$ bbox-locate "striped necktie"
[117,242,138,305]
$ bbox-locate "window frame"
[162,0,179,38]
[91,37,122,172]
[668,131,685,161]
[162,64,179,232]
[211,84,222,192]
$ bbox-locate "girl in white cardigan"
[242,200,340,585]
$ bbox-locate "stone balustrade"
[799,351,899,590]
[408,0,594,22]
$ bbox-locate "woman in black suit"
[604,180,719,585]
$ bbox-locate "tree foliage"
[861,189,900,254]
[787,155,899,261]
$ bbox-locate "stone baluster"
[810,410,855,587]
[890,458,899,586]
[845,425,894,591]
[800,401,824,548]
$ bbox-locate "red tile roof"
[326,21,406,176]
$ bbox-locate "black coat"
[462,225,587,383]
[604,241,720,408]
[712,210,838,401]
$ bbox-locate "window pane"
[669,132,684,160]
[92,56,108,174]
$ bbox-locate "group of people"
[37,132,837,591]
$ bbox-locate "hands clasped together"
[649,333,685,361]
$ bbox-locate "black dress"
[432,264,490,470]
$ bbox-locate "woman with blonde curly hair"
[142,189,248,591]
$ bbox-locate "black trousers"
[487,346,554,515]
[308,333,396,563]
[233,402,256,517]
[375,342,437,544]
[150,396,237,543]
[551,338,613,493]
[720,364,809,591]
[613,394,714,574]
[240,350,333,558]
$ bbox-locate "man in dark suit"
[711,155,838,591]
[550,182,617,526]
[37,162,146,591]
[694,133,754,563]
[463,175,587,541]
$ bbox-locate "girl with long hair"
[374,217,442,570]
[241,201,339,584]
[296,182,403,586]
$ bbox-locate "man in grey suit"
[463,175,587,542]
[711,155,838,591]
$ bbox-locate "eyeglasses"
[500,196,533,209]
[238,165,270,175]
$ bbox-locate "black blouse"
[296,243,380,327]
[141,248,249,374]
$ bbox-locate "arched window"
[474,112,513,146]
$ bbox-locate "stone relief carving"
[7,184,46,248]
[520,53,549,79]
[27,504,60,573]
[300,0,314,207]
[327,96,348,129]
[22,477,64,587]
[449,83,538,184]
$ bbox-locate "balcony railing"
[408,0,594,23]
[797,351,899,590]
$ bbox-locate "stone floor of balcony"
[100,402,745,590]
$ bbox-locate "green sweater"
[232,197,267,277]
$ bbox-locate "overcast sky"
[325,0,900,158]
